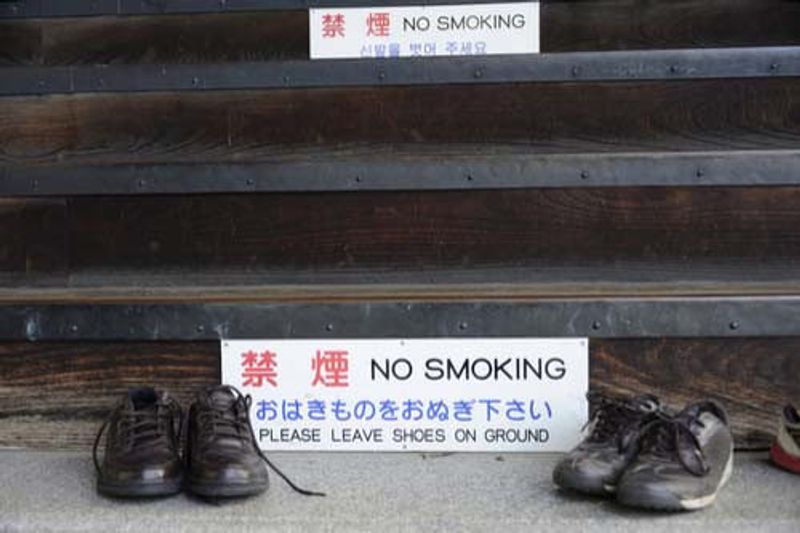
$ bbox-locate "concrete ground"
[0,451,797,532]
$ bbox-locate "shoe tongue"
[125,387,160,411]
[200,387,248,448]
[204,387,237,408]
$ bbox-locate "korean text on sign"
[309,2,540,59]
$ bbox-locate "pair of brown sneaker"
[93,385,323,498]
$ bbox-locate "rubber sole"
[187,478,269,498]
[616,451,734,512]
[97,477,183,498]
[552,463,616,496]
[770,442,800,474]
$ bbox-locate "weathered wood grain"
[543,0,800,52]
[0,19,40,66]
[0,199,67,285]
[64,188,800,275]
[592,338,800,449]
[41,12,306,65]
[2,78,800,166]
[2,1,799,65]
[0,339,795,449]
[5,187,800,289]
[0,342,218,450]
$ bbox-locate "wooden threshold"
[4,280,800,305]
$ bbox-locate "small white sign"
[309,2,540,60]
[222,338,588,452]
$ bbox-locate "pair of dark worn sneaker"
[553,392,734,511]
[93,385,323,498]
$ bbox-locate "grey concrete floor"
[0,451,797,532]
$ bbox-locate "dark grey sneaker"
[616,400,734,512]
[553,392,661,495]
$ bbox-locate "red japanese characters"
[366,13,391,37]
[241,349,351,388]
[241,350,278,387]
[322,13,345,38]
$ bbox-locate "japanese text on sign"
[222,338,588,452]
[309,2,540,59]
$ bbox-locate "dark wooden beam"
[63,188,800,274]
[6,187,800,288]
[2,79,799,169]
[4,280,800,305]
[0,199,68,285]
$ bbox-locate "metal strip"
[1,47,798,97]
[0,0,515,18]
[3,150,800,196]
[1,298,798,341]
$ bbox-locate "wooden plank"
[2,1,800,65]
[0,342,217,450]
[543,0,800,52]
[591,338,800,450]
[2,79,799,167]
[1,338,795,450]
[36,12,305,65]
[4,279,800,305]
[4,187,800,288]
[55,188,800,280]
[0,199,68,285]
[0,19,40,66]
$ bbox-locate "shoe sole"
[187,478,269,498]
[553,464,616,496]
[770,442,800,474]
[617,451,734,512]
[97,477,183,498]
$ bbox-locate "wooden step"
[3,0,800,62]
[3,73,800,196]
[4,76,797,162]
[6,280,800,304]
[5,188,800,287]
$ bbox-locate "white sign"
[222,338,588,452]
[309,2,540,60]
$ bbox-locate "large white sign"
[222,338,588,452]
[309,2,540,59]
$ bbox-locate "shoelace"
[196,385,325,497]
[583,392,646,448]
[638,412,709,476]
[93,396,183,474]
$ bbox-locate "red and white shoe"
[770,404,800,474]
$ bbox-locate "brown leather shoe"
[186,385,324,498]
[93,388,183,497]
